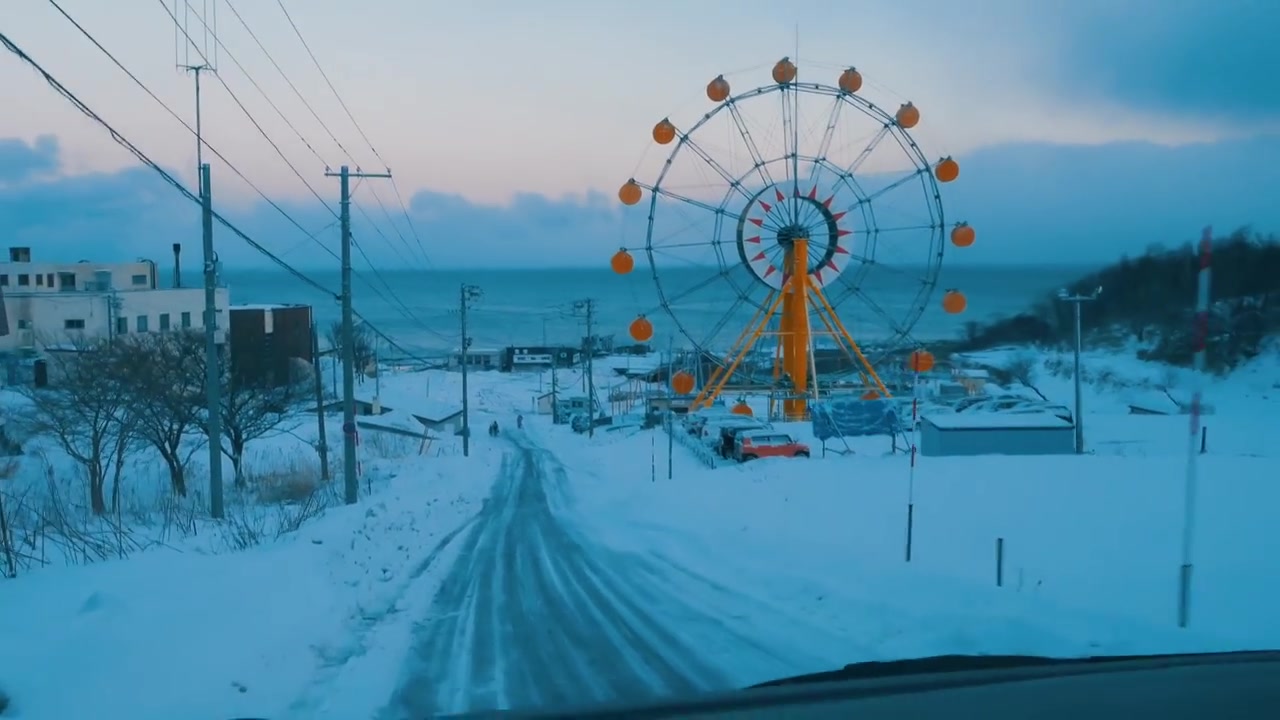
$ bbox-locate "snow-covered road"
[380,432,836,717]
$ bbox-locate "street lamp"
[1057,286,1102,454]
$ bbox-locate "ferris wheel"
[612,58,974,420]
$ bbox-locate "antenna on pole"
[173,0,219,191]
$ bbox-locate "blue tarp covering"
[811,398,901,440]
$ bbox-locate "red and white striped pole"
[905,352,927,562]
[1178,226,1212,628]
[906,371,920,561]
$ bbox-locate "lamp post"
[1057,286,1102,454]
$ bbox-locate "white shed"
[920,411,1074,457]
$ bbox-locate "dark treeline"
[953,228,1280,372]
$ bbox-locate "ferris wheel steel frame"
[624,67,959,420]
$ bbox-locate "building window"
[116,317,128,335]
[47,273,54,287]
[136,315,149,332]
[17,274,29,286]
[35,274,43,286]
[131,274,148,286]
[17,319,31,330]
[58,272,76,290]
[64,319,86,330]
[0,275,7,286]
[181,311,192,328]
[159,313,170,331]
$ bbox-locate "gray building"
[920,412,1074,457]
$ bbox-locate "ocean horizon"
[196,264,1100,358]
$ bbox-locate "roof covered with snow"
[924,411,1071,430]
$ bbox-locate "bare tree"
[1006,352,1039,386]
[109,331,206,496]
[326,320,375,385]
[16,341,135,515]
[219,375,307,488]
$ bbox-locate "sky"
[1,0,1278,271]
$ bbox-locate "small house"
[502,345,579,371]
[448,346,503,371]
[534,391,556,415]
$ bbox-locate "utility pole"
[310,319,330,484]
[551,362,559,424]
[460,283,483,456]
[1057,286,1103,454]
[199,163,224,519]
[574,299,596,437]
[325,165,392,504]
[180,64,212,192]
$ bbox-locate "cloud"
[1,134,1277,275]
[0,135,59,185]
[1040,0,1280,119]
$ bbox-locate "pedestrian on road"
[516,414,524,430]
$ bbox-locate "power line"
[220,0,354,162]
[177,0,328,167]
[272,0,433,270]
[206,0,435,290]
[0,29,430,363]
[157,1,441,338]
[274,0,383,164]
[47,0,336,257]
[159,0,336,216]
[48,0,436,350]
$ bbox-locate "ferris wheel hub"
[737,182,852,291]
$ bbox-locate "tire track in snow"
[382,433,821,717]
[285,500,486,718]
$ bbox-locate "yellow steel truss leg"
[768,326,783,420]
[811,285,891,397]
[807,294,871,388]
[692,288,777,410]
[698,288,789,411]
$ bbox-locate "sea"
[212,265,1096,359]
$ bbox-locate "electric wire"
[155,0,445,340]
[0,29,432,363]
[273,0,434,270]
[49,0,443,348]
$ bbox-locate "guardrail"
[663,418,719,469]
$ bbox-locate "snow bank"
[0,449,500,720]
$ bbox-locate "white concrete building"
[0,246,228,353]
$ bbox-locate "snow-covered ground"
[1,346,1277,719]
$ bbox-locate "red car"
[734,432,810,461]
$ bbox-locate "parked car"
[734,431,810,461]
[718,422,771,458]
[698,416,764,445]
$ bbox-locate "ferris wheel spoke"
[808,95,845,186]
[659,267,734,308]
[640,182,727,217]
[679,136,755,205]
[844,125,892,180]
[649,239,730,252]
[845,253,918,280]
[853,169,927,207]
[862,223,939,235]
[726,102,776,190]
[701,292,752,348]
[845,285,914,339]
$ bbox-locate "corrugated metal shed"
[920,411,1074,457]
